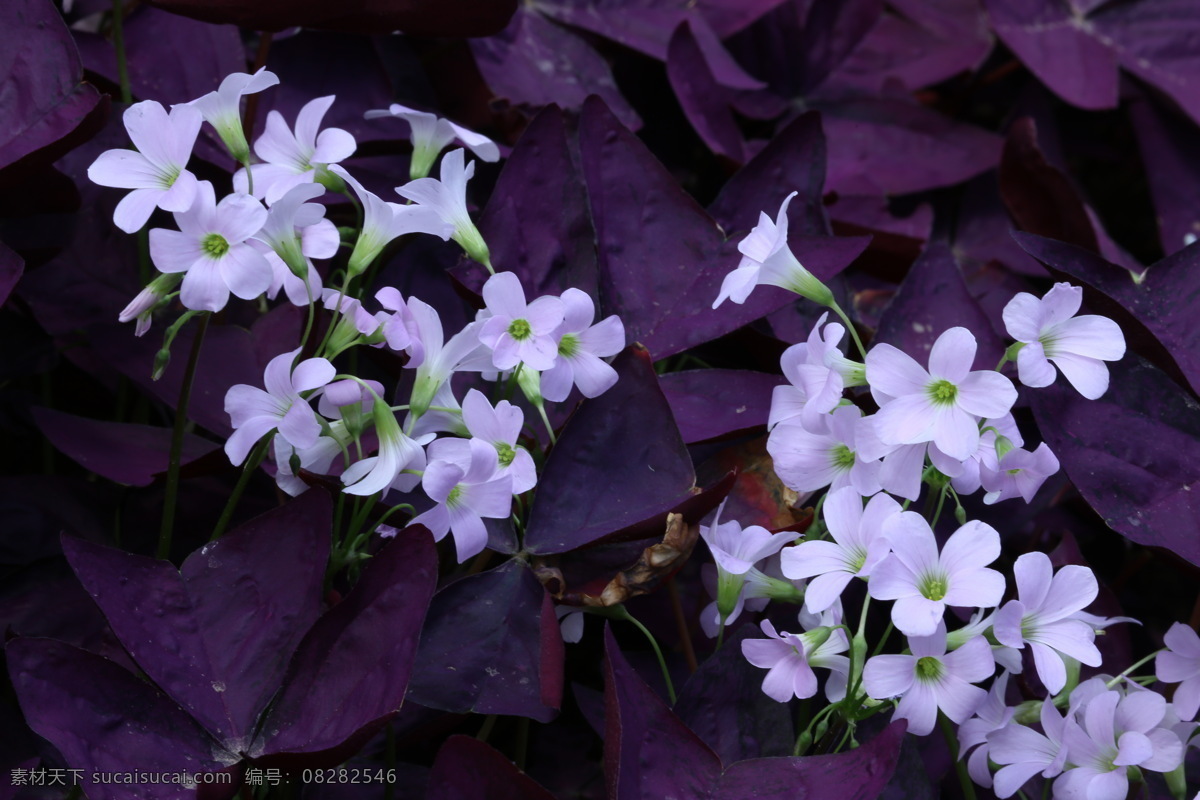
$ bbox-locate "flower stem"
[938,711,977,800]
[1107,650,1163,688]
[830,302,868,361]
[110,0,132,105]
[611,605,676,704]
[158,312,209,559]
[210,433,273,542]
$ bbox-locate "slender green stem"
[476,714,497,743]
[536,402,557,445]
[211,433,273,541]
[939,711,978,800]
[299,281,316,351]
[158,313,210,559]
[1107,650,1163,688]
[110,0,132,104]
[830,302,868,361]
[317,270,355,357]
[612,606,676,704]
[930,486,949,528]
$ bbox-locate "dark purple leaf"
[427,736,557,800]
[31,407,218,487]
[0,0,105,181]
[667,20,748,161]
[63,492,331,747]
[819,96,1002,196]
[1030,355,1200,566]
[874,240,1006,370]
[76,6,242,107]
[708,111,831,238]
[659,369,784,443]
[674,626,793,762]
[407,559,564,723]
[985,0,1118,110]
[7,638,232,800]
[470,10,640,130]
[0,239,22,307]
[711,736,906,799]
[1013,232,1200,396]
[256,527,437,755]
[525,347,695,554]
[144,0,517,37]
[0,476,113,565]
[951,172,1047,278]
[1129,90,1200,255]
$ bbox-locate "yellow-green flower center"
[495,441,516,468]
[916,656,944,681]
[202,233,230,258]
[558,333,580,358]
[508,318,532,341]
[919,572,949,601]
[447,485,464,507]
[927,379,957,406]
[831,443,856,470]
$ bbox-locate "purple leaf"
[256,527,437,756]
[470,10,640,130]
[667,20,748,161]
[711,736,906,799]
[873,240,1006,370]
[0,0,105,181]
[7,638,232,800]
[1030,355,1200,567]
[31,407,217,487]
[524,346,695,554]
[1129,90,1200,255]
[0,239,22,307]
[659,369,784,443]
[63,491,332,747]
[407,559,564,723]
[427,736,558,800]
[1013,232,1200,396]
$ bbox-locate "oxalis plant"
[8,1,1200,799]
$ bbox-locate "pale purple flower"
[341,399,427,497]
[87,100,202,233]
[411,438,514,562]
[742,618,850,703]
[322,290,382,338]
[981,442,1060,505]
[119,272,182,336]
[149,181,271,312]
[556,605,585,644]
[713,192,834,309]
[373,287,419,355]
[767,406,884,498]
[947,610,1024,675]
[1002,282,1126,400]
[540,289,624,402]
[395,148,491,267]
[429,389,536,493]
[1158,622,1200,721]
[365,103,499,179]
[317,378,383,424]
[863,624,994,736]
[183,68,279,162]
[949,414,1023,496]
[258,217,335,306]
[272,422,349,497]
[701,502,797,618]
[988,700,1069,798]
[234,95,356,204]
[1055,685,1185,799]
[478,272,565,372]
[250,183,332,287]
[769,313,855,433]
[224,349,335,465]
[869,514,1005,636]
[781,487,899,613]
[958,671,1015,789]
[698,563,771,638]
[867,327,1018,460]
[992,553,1101,696]
[330,164,451,276]
[405,298,492,421]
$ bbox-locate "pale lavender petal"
[879,443,926,501]
[955,371,1018,419]
[932,405,980,461]
[539,360,574,403]
[254,110,306,168]
[294,95,335,151]
[804,571,854,614]
[277,401,320,450]
[449,121,500,161]
[1165,622,1200,659]
[1050,352,1110,400]
[866,344,929,399]
[524,295,566,333]
[220,246,273,300]
[894,680,939,736]
[928,327,975,383]
[313,127,357,164]
[821,486,864,548]
[180,258,229,311]
[124,100,178,167]
[558,288,596,332]
[936,674,988,724]
[149,228,201,273]
[712,264,760,308]
[113,188,165,233]
[578,315,625,357]
[303,218,339,259]
[462,475,514,519]
[482,271,527,316]
[567,352,619,398]
[992,601,1025,649]
[422,460,465,504]
[940,521,1001,576]
[875,394,937,446]
[410,502,451,540]
[223,415,277,466]
[863,653,915,698]
[891,595,945,636]
[291,358,335,393]
[742,637,794,669]
[88,149,161,189]
[782,540,849,580]
[225,384,276,427]
[1141,729,1186,772]
[215,194,268,243]
[446,506,489,562]
[1039,564,1097,622]
[1016,341,1057,388]
[1116,690,1166,734]
[1040,283,1083,327]
[1030,642,1068,695]
[883,511,940,574]
[942,568,1005,610]
[1002,291,1042,342]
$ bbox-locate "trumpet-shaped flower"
[87,100,202,233]
[769,313,858,433]
[768,406,884,498]
[184,68,279,162]
[224,349,335,465]
[742,618,850,703]
[1157,622,1200,721]
[365,103,499,179]
[395,148,491,267]
[713,191,834,309]
[701,502,798,623]
[867,327,1018,460]
[119,272,182,336]
[540,289,625,402]
[957,671,1014,789]
[330,165,451,276]
[234,95,356,204]
[981,442,1060,505]
[250,183,329,277]
[781,487,899,613]
[341,399,427,497]
[478,272,565,372]
[869,513,1005,636]
[992,553,1101,695]
[405,298,492,420]
[863,624,993,736]
[1002,282,1126,400]
[148,181,272,312]
[411,439,514,562]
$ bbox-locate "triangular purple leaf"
[524,346,695,554]
[255,527,437,756]
[1129,90,1200,255]
[407,559,564,723]
[659,369,785,444]
[666,20,748,162]
[427,736,558,800]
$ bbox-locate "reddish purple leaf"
[874,240,1006,370]
[660,369,784,444]
[31,407,218,487]
[62,491,331,748]
[524,347,695,554]
[470,10,640,130]
[0,0,105,180]
[1013,232,1200,396]
[255,527,437,756]
[408,560,564,723]
[427,736,558,800]
[7,638,232,800]
[1030,356,1200,567]
[0,239,22,307]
